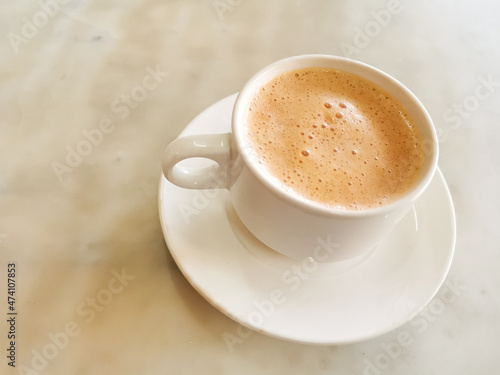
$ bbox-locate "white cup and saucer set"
[158,55,456,345]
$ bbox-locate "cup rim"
[232,54,439,218]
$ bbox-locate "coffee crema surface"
[245,67,425,210]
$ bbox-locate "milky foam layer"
[245,67,425,210]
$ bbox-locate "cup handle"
[162,133,232,189]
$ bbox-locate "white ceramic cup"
[163,55,439,262]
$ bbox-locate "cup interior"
[232,55,439,217]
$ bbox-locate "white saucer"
[158,94,456,345]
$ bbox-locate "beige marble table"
[1,1,499,374]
